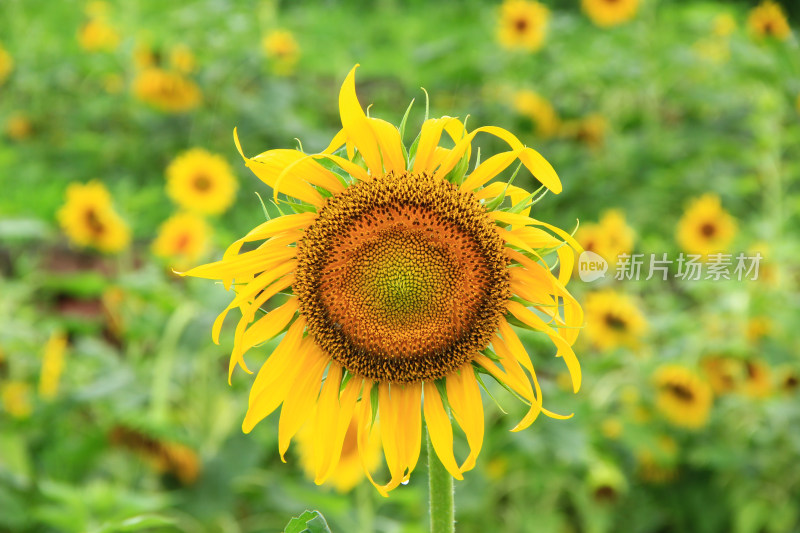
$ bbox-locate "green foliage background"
[1,0,799,532]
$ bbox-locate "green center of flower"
[295,171,510,383]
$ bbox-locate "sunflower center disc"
[296,171,510,383]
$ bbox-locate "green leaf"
[284,510,332,533]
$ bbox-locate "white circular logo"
[578,251,608,282]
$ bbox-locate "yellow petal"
[411,117,461,174]
[234,128,325,207]
[368,117,406,173]
[312,153,370,182]
[422,382,463,480]
[506,301,581,393]
[461,151,519,191]
[446,367,484,473]
[315,374,362,483]
[339,65,383,175]
[242,319,307,433]
[277,344,330,460]
[236,297,299,364]
[263,149,345,199]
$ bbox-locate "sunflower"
[182,65,583,495]
[587,461,627,504]
[297,416,382,492]
[583,290,646,351]
[169,44,196,74]
[747,1,791,40]
[582,0,640,28]
[636,435,678,484]
[262,29,300,76]
[563,114,608,149]
[166,149,237,215]
[512,90,559,137]
[78,17,120,52]
[133,68,201,113]
[497,0,550,52]
[152,212,211,268]
[740,358,772,399]
[777,366,798,394]
[576,209,634,265]
[701,355,743,395]
[2,382,32,419]
[39,331,68,400]
[57,181,131,253]
[676,193,736,257]
[6,113,33,141]
[653,364,713,429]
[713,13,737,37]
[0,43,13,86]
[109,425,201,485]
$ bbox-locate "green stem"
[426,427,454,533]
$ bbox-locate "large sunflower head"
[57,181,131,254]
[582,0,640,28]
[747,1,791,40]
[183,65,583,495]
[653,364,713,429]
[497,0,550,52]
[676,193,736,257]
[166,148,238,215]
[583,290,646,351]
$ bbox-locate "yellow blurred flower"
[740,358,772,399]
[262,29,299,76]
[676,193,736,257]
[777,366,798,394]
[485,457,510,481]
[576,209,635,265]
[39,331,68,400]
[57,181,131,253]
[584,290,647,351]
[152,212,210,268]
[497,0,549,52]
[2,381,33,419]
[169,43,196,74]
[133,68,201,113]
[747,1,791,40]
[713,13,737,37]
[109,425,201,485]
[588,461,627,503]
[78,17,120,52]
[134,43,156,69]
[582,0,639,28]
[0,43,12,86]
[746,316,772,343]
[701,355,743,395]
[6,113,32,141]
[563,113,608,149]
[513,89,559,136]
[166,149,237,215]
[297,415,382,492]
[636,435,678,483]
[601,417,623,440]
[693,38,730,64]
[653,364,713,429]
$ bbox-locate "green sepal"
[473,369,508,414]
[473,363,530,408]
[370,384,379,425]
